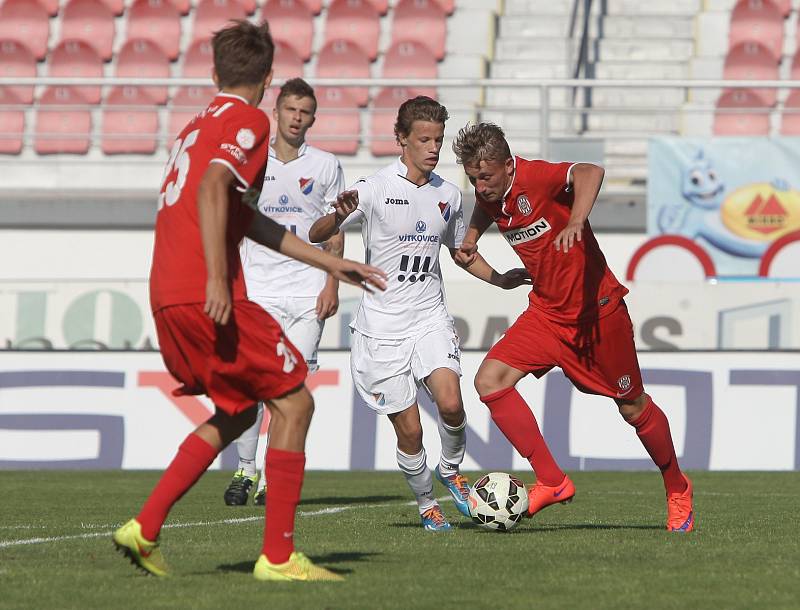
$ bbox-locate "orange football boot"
[527,475,576,517]
[666,474,694,532]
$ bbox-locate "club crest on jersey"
[279,194,289,205]
[416,220,427,233]
[236,128,256,150]
[617,375,632,391]
[299,177,314,195]
[517,194,532,216]
[438,201,451,221]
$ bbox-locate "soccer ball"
[468,472,529,532]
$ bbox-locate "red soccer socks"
[629,396,687,496]
[137,433,218,541]
[262,448,306,565]
[481,386,565,487]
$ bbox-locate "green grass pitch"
[1,471,798,609]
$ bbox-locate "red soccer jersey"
[149,93,269,312]
[476,157,628,324]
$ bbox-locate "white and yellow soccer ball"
[468,472,529,532]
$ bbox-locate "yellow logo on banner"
[720,183,800,242]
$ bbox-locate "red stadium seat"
[391,0,447,61]
[192,0,248,46]
[35,86,92,154]
[780,52,800,134]
[0,88,25,154]
[48,40,104,105]
[262,0,313,61]
[370,86,416,155]
[272,40,304,81]
[382,40,437,99]
[241,0,257,14]
[182,38,215,79]
[365,0,388,14]
[168,86,215,141]
[127,0,182,61]
[40,0,61,16]
[729,0,783,61]
[258,87,279,113]
[61,0,116,61]
[116,38,170,105]
[301,0,323,14]
[434,0,454,15]
[172,0,191,15]
[723,41,779,106]
[324,0,380,61]
[99,0,125,16]
[0,0,50,61]
[307,87,360,154]
[0,40,36,104]
[713,88,771,135]
[102,86,159,154]
[316,39,370,107]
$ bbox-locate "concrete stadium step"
[480,108,576,133]
[595,39,695,62]
[590,87,687,107]
[600,15,694,38]
[595,61,690,79]
[503,0,589,16]
[494,38,572,62]
[604,0,700,15]
[491,60,570,79]
[485,87,571,107]
[498,15,574,38]
[588,111,680,132]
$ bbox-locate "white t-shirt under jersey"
[241,142,345,298]
[340,157,465,339]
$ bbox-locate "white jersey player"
[224,78,346,506]
[309,97,530,530]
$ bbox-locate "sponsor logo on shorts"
[385,197,409,205]
[299,177,314,195]
[517,194,532,215]
[220,142,247,164]
[599,296,610,306]
[502,218,552,246]
[236,128,256,150]
[372,392,386,406]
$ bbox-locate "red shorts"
[486,301,644,400]
[154,300,308,415]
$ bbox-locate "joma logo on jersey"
[385,197,410,205]
[502,218,552,245]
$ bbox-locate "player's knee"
[474,372,503,398]
[436,395,463,420]
[397,423,423,451]
[617,392,648,424]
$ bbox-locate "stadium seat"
[301,0,323,14]
[365,0,388,14]
[728,0,783,61]
[61,0,116,61]
[306,87,360,154]
[775,0,791,17]
[99,0,125,16]
[35,86,92,154]
[272,40,305,81]
[435,0,454,14]
[0,40,36,104]
[102,86,159,154]
[324,0,380,61]
[172,0,191,15]
[370,86,417,155]
[258,87,279,113]
[316,39,370,107]
[116,38,170,105]
[779,90,800,134]
[722,41,779,106]
[261,0,313,61]
[0,0,50,61]
[182,38,215,79]
[382,40,437,99]
[391,0,447,61]
[241,0,257,14]
[192,0,248,46]
[713,88,771,136]
[48,39,104,105]
[0,88,24,155]
[168,86,215,142]
[127,0,182,61]
[40,0,61,17]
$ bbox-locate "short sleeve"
[322,157,346,214]
[210,107,270,191]
[338,178,374,229]
[530,160,573,199]
[443,192,465,249]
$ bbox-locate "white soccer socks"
[437,415,467,478]
[396,447,436,514]
[235,403,265,478]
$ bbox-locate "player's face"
[464,157,515,202]
[399,120,445,177]
[273,94,316,146]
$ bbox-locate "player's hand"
[553,221,584,253]
[204,277,232,325]
[316,283,339,320]
[329,259,387,293]
[333,190,359,221]
[455,241,478,267]
[498,268,532,289]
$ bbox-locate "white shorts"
[350,323,462,415]
[250,295,324,372]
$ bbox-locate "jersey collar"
[394,157,432,188]
[215,92,249,105]
[268,138,308,163]
[500,156,518,217]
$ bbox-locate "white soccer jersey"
[340,157,465,338]
[241,142,345,298]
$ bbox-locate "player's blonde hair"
[452,122,512,167]
[212,20,274,88]
[394,96,449,143]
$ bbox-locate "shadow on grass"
[217,551,381,576]
[389,521,662,532]
[300,494,404,506]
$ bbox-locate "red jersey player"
[112,20,386,582]
[451,122,694,532]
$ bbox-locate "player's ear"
[504,157,514,175]
[263,69,274,89]
[211,68,220,90]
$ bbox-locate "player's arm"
[455,203,494,267]
[246,210,386,292]
[449,248,531,290]
[308,190,359,243]
[553,163,605,253]
[197,162,236,325]
[316,230,344,320]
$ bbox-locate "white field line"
[0,497,429,550]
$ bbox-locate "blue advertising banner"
[648,138,800,276]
